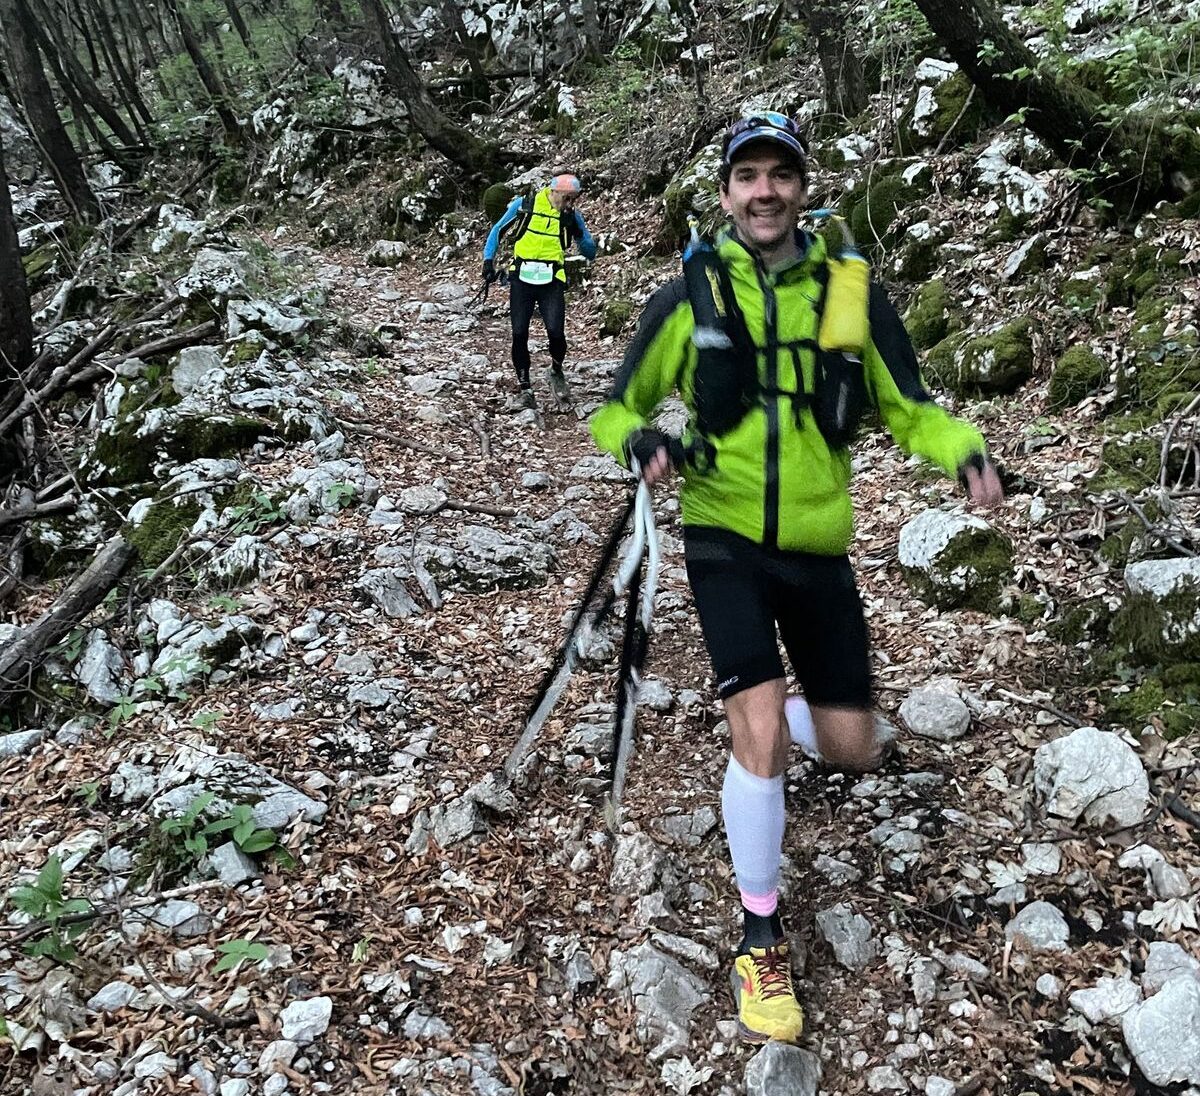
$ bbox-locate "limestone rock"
[1004,901,1069,952]
[1143,941,1200,994]
[900,682,970,741]
[1033,726,1149,829]
[610,832,666,897]
[606,942,710,1060]
[1122,557,1200,661]
[279,996,332,1044]
[744,1042,821,1096]
[1069,975,1141,1024]
[816,903,878,970]
[74,629,124,704]
[1122,976,1200,1085]
[899,508,1013,611]
[355,568,421,618]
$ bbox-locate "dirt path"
[5,223,1193,1096]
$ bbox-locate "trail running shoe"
[505,387,537,412]
[730,942,804,1044]
[547,368,573,406]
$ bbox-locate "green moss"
[849,174,912,255]
[1103,671,1200,740]
[904,279,958,350]
[483,183,517,224]
[88,413,267,487]
[1164,663,1200,688]
[1090,436,1161,493]
[925,318,1033,395]
[1049,346,1106,407]
[1112,581,1200,664]
[126,498,202,568]
[899,72,986,153]
[902,526,1014,612]
[1104,245,1185,308]
[1104,677,1166,725]
[1062,275,1102,311]
[22,242,60,285]
[601,297,634,337]
[1050,596,1113,646]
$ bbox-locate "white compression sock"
[721,755,785,903]
[785,695,820,758]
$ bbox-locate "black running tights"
[510,278,567,384]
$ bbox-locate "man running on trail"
[590,113,1004,1044]
[482,172,597,411]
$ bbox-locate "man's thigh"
[510,280,536,335]
[684,528,784,701]
[773,553,872,710]
[536,282,566,335]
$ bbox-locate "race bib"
[518,261,553,285]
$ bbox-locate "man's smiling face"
[720,146,807,258]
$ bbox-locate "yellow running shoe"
[730,943,804,1043]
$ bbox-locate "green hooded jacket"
[590,229,987,554]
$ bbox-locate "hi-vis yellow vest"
[512,189,568,278]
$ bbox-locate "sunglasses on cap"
[722,112,808,166]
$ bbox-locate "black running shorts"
[683,525,873,707]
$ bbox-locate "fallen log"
[0,535,135,704]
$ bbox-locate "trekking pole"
[503,491,638,780]
[604,474,660,828]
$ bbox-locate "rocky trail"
[3,213,1199,1096]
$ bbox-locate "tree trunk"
[162,0,242,137]
[0,0,99,221]
[83,0,156,131]
[578,0,603,60]
[316,0,346,24]
[438,0,487,84]
[220,0,257,56]
[801,0,868,121]
[0,131,33,382]
[27,1,142,153]
[0,535,135,707]
[361,0,500,177]
[914,0,1199,208]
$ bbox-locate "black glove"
[956,451,987,490]
[483,259,497,284]
[626,428,676,473]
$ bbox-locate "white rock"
[1004,901,1069,952]
[1036,973,1062,998]
[610,832,665,896]
[1125,557,1200,647]
[173,346,223,396]
[75,629,125,704]
[744,1042,821,1095]
[606,942,710,1060]
[205,842,259,886]
[87,981,138,1012]
[1033,726,1149,829]
[146,899,211,938]
[0,728,47,758]
[220,1081,251,1096]
[866,1064,908,1092]
[1069,975,1141,1024]
[279,996,332,1044]
[1151,860,1193,900]
[1122,976,1200,1085]
[900,682,971,741]
[135,1052,178,1079]
[816,903,878,970]
[1143,941,1200,994]
[926,1079,957,1096]
[258,1040,299,1074]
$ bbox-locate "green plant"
[325,481,357,509]
[214,937,270,973]
[208,594,241,612]
[76,781,101,807]
[9,856,93,963]
[155,793,286,870]
[191,710,222,732]
[228,490,284,535]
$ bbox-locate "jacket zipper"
[753,259,780,549]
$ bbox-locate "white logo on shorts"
[718,674,739,692]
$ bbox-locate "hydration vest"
[510,188,580,280]
[686,229,871,454]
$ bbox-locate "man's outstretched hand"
[961,457,1005,508]
[627,429,674,487]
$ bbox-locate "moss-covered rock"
[1089,435,1161,493]
[483,182,518,224]
[87,411,268,487]
[904,278,959,350]
[889,220,951,282]
[1113,558,1200,664]
[899,70,985,152]
[660,139,722,250]
[1104,244,1185,308]
[126,497,202,568]
[898,508,1014,612]
[924,318,1033,395]
[849,174,911,255]
[601,297,634,337]
[1049,346,1106,408]
[1049,595,1113,647]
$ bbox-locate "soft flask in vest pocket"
[811,211,871,447]
[817,216,870,354]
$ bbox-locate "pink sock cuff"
[740,888,779,917]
